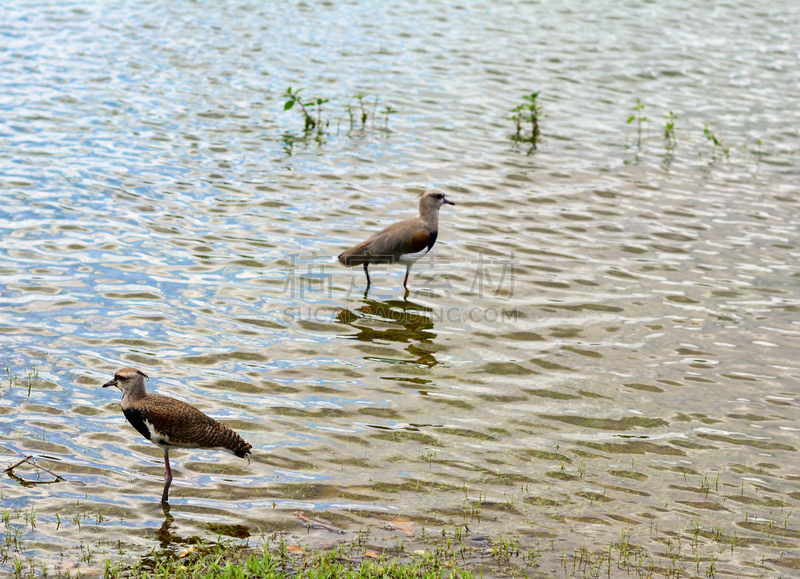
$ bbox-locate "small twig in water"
[3,455,33,473]
[4,455,65,481]
[296,511,346,534]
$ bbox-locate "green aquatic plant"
[627,98,648,147]
[524,91,542,142]
[282,89,393,137]
[283,87,328,133]
[25,506,35,531]
[26,363,38,396]
[349,93,382,129]
[489,537,519,565]
[664,111,678,150]
[283,87,313,131]
[382,105,396,130]
[703,124,729,159]
[510,91,542,148]
[354,93,369,127]
[754,138,764,169]
[312,97,329,131]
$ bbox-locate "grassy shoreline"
[48,524,694,579]
[8,506,797,578]
[102,540,488,579]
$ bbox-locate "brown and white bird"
[338,189,455,288]
[102,367,252,504]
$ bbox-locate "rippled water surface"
[2,1,800,576]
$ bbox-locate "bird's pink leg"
[161,449,172,504]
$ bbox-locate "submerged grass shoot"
[382,106,396,130]
[703,124,729,159]
[627,98,648,148]
[664,111,678,150]
[282,89,392,138]
[354,93,369,127]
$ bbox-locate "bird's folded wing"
[368,227,431,259]
[339,227,436,265]
[339,217,433,265]
[135,396,221,446]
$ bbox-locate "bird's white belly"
[399,247,430,264]
[144,419,200,450]
[145,420,173,447]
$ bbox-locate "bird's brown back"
[127,393,252,458]
[338,216,433,266]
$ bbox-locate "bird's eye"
[436,194,443,199]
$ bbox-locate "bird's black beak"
[443,196,455,206]
[102,379,116,388]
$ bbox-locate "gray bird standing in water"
[338,189,455,289]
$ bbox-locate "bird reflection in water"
[336,296,439,368]
[156,503,250,549]
[156,504,177,548]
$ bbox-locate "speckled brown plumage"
[103,367,252,503]
[123,393,252,457]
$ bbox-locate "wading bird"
[102,367,252,504]
[338,189,455,289]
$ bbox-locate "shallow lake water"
[2,0,800,576]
